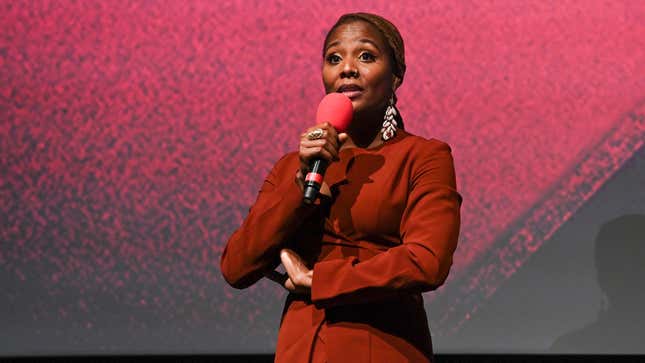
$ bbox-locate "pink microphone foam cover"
[315,93,353,133]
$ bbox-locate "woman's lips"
[337,85,364,99]
[341,90,363,99]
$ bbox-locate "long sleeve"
[310,141,461,308]
[220,152,316,289]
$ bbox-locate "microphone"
[303,93,353,204]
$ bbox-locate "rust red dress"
[221,129,462,362]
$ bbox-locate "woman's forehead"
[325,21,386,52]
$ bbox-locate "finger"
[301,124,342,150]
[321,141,339,160]
[300,137,335,153]
[338,132,349,144]
[326,132,340,151]
[322,122,339,139]
[301,137,337,146]
[300,139,328,148]
[301,129,327,141]
[300,138,333,160]
[284,277,296,291]
[300,145,335,163]
[302,123,339,140]
[285,277,308,294]
[316,123,340,147]
[281,249,300,282]
[281,249,310,286]
[316,121,332,130]
[285,249,310,276]
[302,139,339,156]
[302,123,331,139]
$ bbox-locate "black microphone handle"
[303,159,329,204]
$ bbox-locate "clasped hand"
[264,249,313,294]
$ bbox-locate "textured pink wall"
[1,0,644,351]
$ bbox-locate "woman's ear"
[392,75,401,91]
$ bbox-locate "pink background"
[1,0,644,354]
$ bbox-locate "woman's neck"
[340,108,385,150]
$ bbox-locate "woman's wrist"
[295,168,305,191]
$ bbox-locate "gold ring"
[306,128,325,140]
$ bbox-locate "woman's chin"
[350,99,368,114]
[351,102,384,119]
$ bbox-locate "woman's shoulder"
[397,130,458,188]
[397,129,453,155]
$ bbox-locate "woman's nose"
[340,60,359,78]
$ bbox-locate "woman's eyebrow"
[325,38,381,54]
[324,40,341,53]
[358,38,381,51]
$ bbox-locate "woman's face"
[322,21,397,117]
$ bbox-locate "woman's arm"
[309,141,462,308]
[222,122,347,289]
[220,152,316,289]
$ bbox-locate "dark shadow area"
[550,214,645,353]
[327,153,385,241]
[437,145,645,353]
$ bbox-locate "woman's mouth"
[337,84,364,99]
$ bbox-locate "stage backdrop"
[2,0,644,355]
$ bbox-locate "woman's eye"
[359,52,376,62]
[326,54,341,64]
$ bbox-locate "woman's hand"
[281,248,312,292]
[296,122,348,197]
[263,249,313,294]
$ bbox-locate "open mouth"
[337,84,364,99]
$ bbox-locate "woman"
[220,13,461,363]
